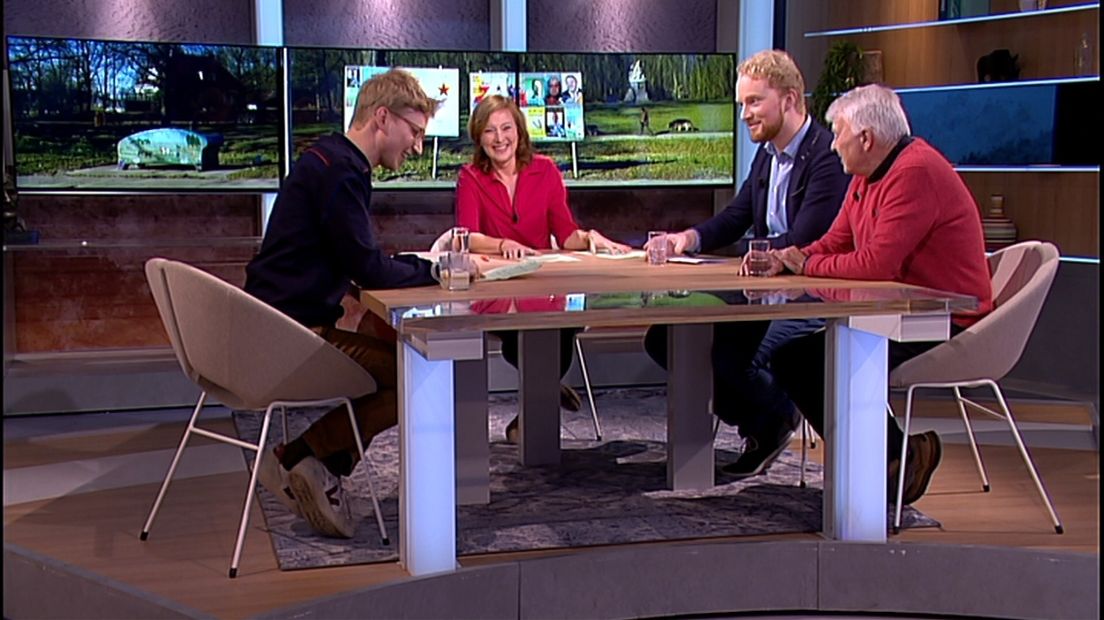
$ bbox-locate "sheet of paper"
[530,253,582,263]
[667,256,724,265]
[575,249,646,260]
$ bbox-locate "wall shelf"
[804,2,1098,37]
[3,237,264,252]
[954,165,1100,173]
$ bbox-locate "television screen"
[6,35,282,192]
[519,52,735,187]
[287,47,516,188]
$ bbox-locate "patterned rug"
[232,387,939,570]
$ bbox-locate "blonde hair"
[826,84,910,146]
[350,68,439,129]
[737,49,806,114]
[468,95,534,173]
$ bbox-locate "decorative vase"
[982,194,1017,250]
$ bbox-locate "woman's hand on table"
[588,230,632,254]
[497,238,536,260]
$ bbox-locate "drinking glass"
[436,251,472,291]
[646,231,668,265]
[744,239,771,277]
[450,226,471,254]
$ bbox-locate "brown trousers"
[301,325,397,464]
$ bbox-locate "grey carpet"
[232,387,939,570]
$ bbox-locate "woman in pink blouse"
[456,95,629,441]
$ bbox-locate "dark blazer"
[694,119,849,255]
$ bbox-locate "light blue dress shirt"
[763,115,812,238]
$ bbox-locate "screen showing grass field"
[6,35,281,192]
[287,49,736,189]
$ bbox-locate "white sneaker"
[256,451,302,517]
[288,456,355,538]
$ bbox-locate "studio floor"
[3,390,1099,619]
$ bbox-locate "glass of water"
[450,226,471,253]
[646,231,668,265]
[436,251,472,291]
[744,239,771,277]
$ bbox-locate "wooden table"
[362,252,976,575]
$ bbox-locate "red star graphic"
[438,83,450,96]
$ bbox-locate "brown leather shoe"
[560,383,582,412]
[505,415,520,444]
[902,431,943,505]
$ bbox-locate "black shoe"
[888,431,943,506]
[721,428,794,479]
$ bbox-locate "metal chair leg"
[348,399,390,545]
[799,417,808,488]
[228,405,273,578]
[987,380,1064,534]
[892,385,916,534]
[141,392,208,541]
[575,337,602,441]
[953,386,990,491]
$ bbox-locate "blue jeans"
[644,318,824,439]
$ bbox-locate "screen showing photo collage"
[343,65,461,138]
[519,72,584,141]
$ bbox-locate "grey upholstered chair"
[140,258,388,578]
[889,241,1064,534]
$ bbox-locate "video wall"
[7,36,735,192]
[6,35,282,192]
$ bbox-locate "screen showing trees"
[6,36,282,192]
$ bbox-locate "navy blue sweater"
[245,133,435,328]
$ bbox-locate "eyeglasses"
[389,109,426,141]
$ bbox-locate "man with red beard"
[643,50,849,479]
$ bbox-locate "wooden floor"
[3,396,1098,619]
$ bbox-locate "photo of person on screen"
[455,94,630,442]
[527,78,545,106]
[562,73,582,103]
[545,108,566,138]
[546,76,563,105]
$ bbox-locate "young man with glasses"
[244,68,442,538]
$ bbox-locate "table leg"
[519,329,561,465]
[398,341,458,575]
[823,320,888,542]
[666,323,715,490]
[455,356,489,505]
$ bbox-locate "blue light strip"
[1060,256,1100,264]
[895,76,1099,94]
[804,2,1099,38]
[955,166,1100,173]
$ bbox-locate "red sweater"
[803,138,992,326]
[456,155,579,250]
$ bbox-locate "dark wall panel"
[3,0,255,44]
[282,0,490,48]
[527,0,717,52]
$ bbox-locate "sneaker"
[560,383,582,412]
[256,449,302,517]
[902,431,943,505]
[721,427,795,479]
[288,456,355,538]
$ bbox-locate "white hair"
[825,84,910,145]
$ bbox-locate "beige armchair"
[140,258,388,578]
[889,241,1064,534]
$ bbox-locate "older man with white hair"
[764,84,994,507]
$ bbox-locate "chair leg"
[799,418,808,488]
[281,404,289,446]
[986,380,1064,534]
[227,405,273,578]
[347,399,390,545]
[805,419,817,449]
[141,392,208,541]
[575,337,602,441]
[953,386,990,492]
[892,386,917,534]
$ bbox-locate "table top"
[361,252,978,334]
